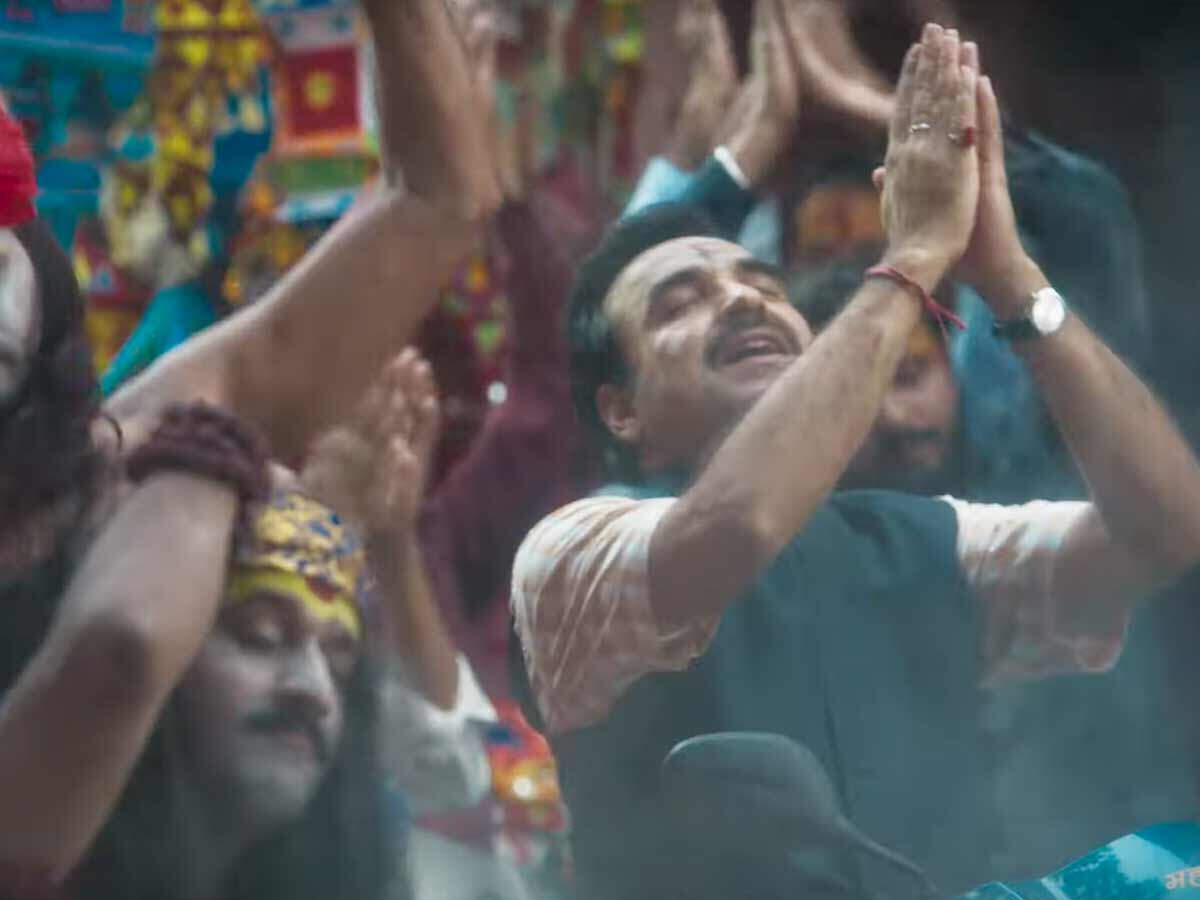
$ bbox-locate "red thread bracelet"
[864,263,965,337]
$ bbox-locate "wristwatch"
[992,286,1068,341]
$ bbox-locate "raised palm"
[956,73,1027,307]
[302,348,441,535]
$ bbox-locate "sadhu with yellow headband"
[229,490,368,641]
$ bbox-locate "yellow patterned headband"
[229,490,367,639]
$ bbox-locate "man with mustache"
[512,23,1200,900]
[627,0,1150,506]
[0,0,498,892]
[136,488,384,900]
[0,377,397,899]
[788,243,967,498]
[0,339,504,899]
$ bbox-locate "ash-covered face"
[0,228,39,407]
[170,570,361,837]
[598,236,815,473]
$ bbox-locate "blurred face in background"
[787,184,884,269]
[841,319,962,495]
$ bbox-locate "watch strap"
[992,286,1066,342]
[991,316,1040,341]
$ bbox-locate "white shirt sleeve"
[511,496,719,735]
[942,496,1131,686]
[514,493,1135,735]
[380,654,497,815]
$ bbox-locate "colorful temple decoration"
[220,178,315,306]
[150,0,269,247]
[0,0,651,385]
[0,0,154,373]
[0,0,154,256]
[219,0,373,299]
[102,0,272,379]
[0,0,276,376]
[74,218,152,371]
[252,0,375,222]
[258,0,367,153]
[0,0,154,155]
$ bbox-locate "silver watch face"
[1031,288,1067,335]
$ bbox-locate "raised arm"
[648,25,979,629]
[624,0,795,229]
[301,349,460,710]
[106,0,502,461]
[302,350,498,809]
[0,468,238,879]
[958,75,1200,629]
[626,0,897,238]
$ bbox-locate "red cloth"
[0,111,36,228]
[279,46,361,143]
[419,191,598,698]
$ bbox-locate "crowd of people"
[1,1,1198,899]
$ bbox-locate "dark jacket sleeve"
[676,156,759,239]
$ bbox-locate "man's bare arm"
[649,276,928,630]
[0,473,236,878]
[1022,310,1200,632]
[648,27,979,629]
[107,0,501,460]
[301,348,461,709]
[366,0,497,214]
[958,74,1200,633]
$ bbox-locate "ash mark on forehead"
[691,242,734,264]
[607,237,749,315]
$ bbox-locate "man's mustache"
[704,315,798,367]
[243,708,331,764]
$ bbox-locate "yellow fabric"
[226,567,361,639]
[233,491,366,597]
[230,490,368,638]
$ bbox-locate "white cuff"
[451,653,498,723]
[714,145,752,191]
[380,655,497,813]
[623,156,692,217]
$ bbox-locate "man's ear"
[596,383,641,447]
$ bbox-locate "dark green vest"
[551,485,997,900]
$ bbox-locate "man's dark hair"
[72,656,406,900]
[2,218,106,537]
[788,241,955,333]
[566,202,720,480]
